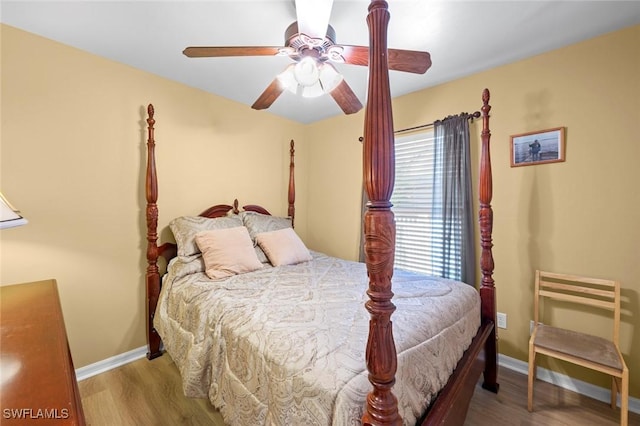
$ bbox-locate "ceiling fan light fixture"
[278,57,340,98]
[277,64,298,92]
[318,62,343,94]
[300,81,324,98]
[277,63,322,97]
[293,57,320,87]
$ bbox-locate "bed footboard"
[420,322,494,425]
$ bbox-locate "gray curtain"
[433,114,476,285]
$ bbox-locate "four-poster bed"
[143,1,498,424]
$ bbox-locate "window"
[391,130,464,280]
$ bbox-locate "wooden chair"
[527,270,628,426]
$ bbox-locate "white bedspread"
[154,251,480,425]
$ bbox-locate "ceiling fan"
[183,0,432,115]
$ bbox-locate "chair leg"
[621,371,629,426]
[528,348,536,412]
[611,376,618,409]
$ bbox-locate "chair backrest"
[534,270,621,345]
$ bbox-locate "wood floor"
[78,354,637,425]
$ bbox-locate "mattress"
[154,251,480,425]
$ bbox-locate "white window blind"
[391,131,463,279]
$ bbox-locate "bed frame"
[143,1,497,424]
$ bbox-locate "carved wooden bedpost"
[145,104,162,360]
[362,1,401,425]
[288,140,296,227]
[479,89,499,392]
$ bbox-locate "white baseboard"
[499,354,639,414]
[75,346,147,381]
[75,347,637,415]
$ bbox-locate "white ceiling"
[2,1,640,124]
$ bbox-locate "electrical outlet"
[497,312,507,329]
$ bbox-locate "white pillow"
[195,226,263,280]
[255,227,312,267]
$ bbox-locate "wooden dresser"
[1,279,85,425]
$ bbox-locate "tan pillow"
[195,227,263,280]
[255,227,312,267]
[240,211,292,263]
[170,215,243,257]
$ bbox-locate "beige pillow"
[170,215,243,257]
[255,227,312,267]
[195,226,263,280]
[240,211,293,263]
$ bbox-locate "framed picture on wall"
[510,127,565,167]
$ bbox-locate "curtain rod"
[358,110,481,142]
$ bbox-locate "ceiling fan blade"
[251,78,286,110]
[388,49,432,74]
[330,80,363,115]
[295,0,333,39]
[339,45,432,74]
[183,46,282,58]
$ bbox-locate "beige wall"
[2,21,639,399]
[0,24,307,367]
[304,111,365,260]
[306,24,640,397]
